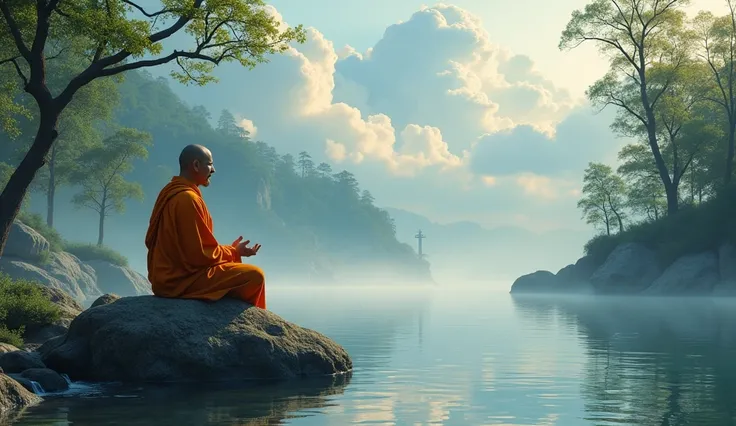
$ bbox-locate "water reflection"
[13,374,351,425]
[512,295,736,426]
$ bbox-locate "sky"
[156,0,729,234]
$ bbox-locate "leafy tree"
[0,0,306,257]
[217,109,246,138]
[70,128,151,246]
[578,162,627,235]
[334,170,360,197]
[316,162,333,178]
[693,5,736,185]
[617,143,667,221]
[297,151,314,177]
[360,190,375,205]
[560,0,692,215]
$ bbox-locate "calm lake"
[9,284,736,425]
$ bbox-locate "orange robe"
[144,176,266,309]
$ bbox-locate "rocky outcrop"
[0,375,41,420]
[41,296,352,383]
[4,221,49,261]
[0,219,150,304]
[84,260,151,296]
[589,243,661,294]
[511,240,736,296]
[90,293,121,308]
[510,255,596,294]
[643,252,720,295]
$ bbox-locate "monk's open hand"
[232,236,261,257]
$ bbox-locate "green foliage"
[70,127,151,245]
[578,162,627,235]
[0,325,24,348]
[584,186,736,267]
[64,242,128,267]
[16,211,64,252]
[0,273,62,346]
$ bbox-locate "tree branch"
[121,0,170,17]
[0,0,32,60]
[11,58,28,87]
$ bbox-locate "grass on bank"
[584,185,736,268]
[16,211,128,267]
[0,273,62,347]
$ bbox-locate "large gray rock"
[509,270,559,293]
[84,260,152,296]
[3,221,49,261]
[590,243,662,294]
[0,374,41,420]
[41,296,352,383]
[643,252,720,295]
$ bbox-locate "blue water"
[9,285,736,425]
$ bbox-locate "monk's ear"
[192,159,200,171]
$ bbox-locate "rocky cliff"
[0,220,152,305]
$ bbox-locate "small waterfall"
[29,380,46,395]
[61,374,72,386]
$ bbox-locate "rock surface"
[643,252,720,295]
[85,260,151,296]
[0,351,45,374]
[0,219,151,304]
[90,293,121,308]
[4,221,49,260]
[589,243,662,294]
[0,375,41,419]
[20,368,69,393]
[42,296,352,383]
[509,271,559,293]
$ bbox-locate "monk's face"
[192,150,215,187]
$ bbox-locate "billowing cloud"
[157,3,622,231]
[469,106,620,177]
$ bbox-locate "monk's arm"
[170,194,241,266]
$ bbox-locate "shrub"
[63,242,129,267]
[583,187,736,268]
[0,273,61,347]
[0,325,24,348]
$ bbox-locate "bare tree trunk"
[0,106,60,257]
[46,144,57,227]
[97,192,107,246]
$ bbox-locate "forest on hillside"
[564,0,736,265]
[0,65,432,284]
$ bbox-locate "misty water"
[9,285,736,425]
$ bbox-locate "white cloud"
[163,3,622,231]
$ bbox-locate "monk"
[144,144,266,309]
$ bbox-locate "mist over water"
[10,284,736,425]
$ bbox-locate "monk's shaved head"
[178,144,215,187]
[178,144,211,171]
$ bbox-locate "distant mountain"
[384,207,593,284]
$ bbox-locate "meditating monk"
[144,144,266,309]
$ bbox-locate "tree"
[70,128,151,246]
[578,162,627,235]
[297,151,314,177]
[360,189,375,205]
[0,0,306,257]
[560,0,692,215]
[693,5,736,185]
[316,162,333,178]
[617,143,667,221]
[217,109,245,138]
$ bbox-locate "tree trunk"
[46,144,57,228]
[0,107,60,257]
[98,191,107,246]
[726,125,735,186]
[638,65,677,215]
